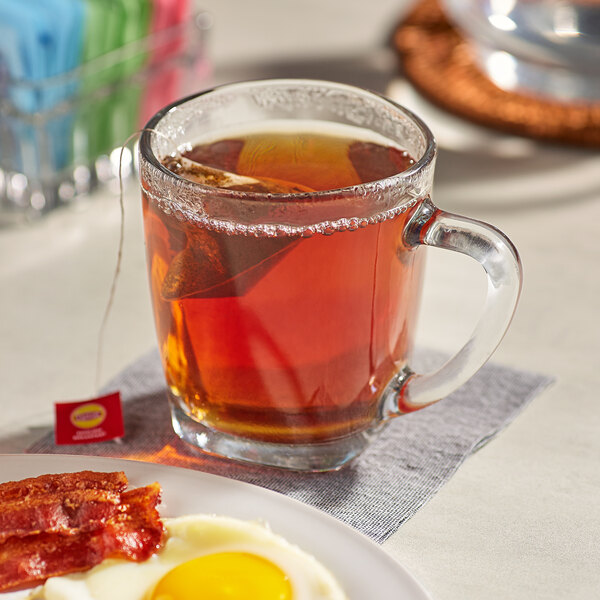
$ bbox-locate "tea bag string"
[95,128,170,392]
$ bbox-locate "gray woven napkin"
[27,348,552,543]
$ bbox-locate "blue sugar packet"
[35,0,85,110]
[0,0,85,173]
[0,0,85,112]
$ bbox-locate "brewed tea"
[142,123,422,444]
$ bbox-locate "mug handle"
[381,197,523,416]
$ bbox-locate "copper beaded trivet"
[393,0,600,148]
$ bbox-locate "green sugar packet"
[75,0,152,164]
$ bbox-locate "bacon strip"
[104,483,165,561]
[0,528,109,592]
[0,483,165,593]
[0,489,122,541]
[0,471,128,541]
[0,471,128,501]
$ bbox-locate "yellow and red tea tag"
[54,392,124,445]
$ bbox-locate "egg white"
[21,514,347,600]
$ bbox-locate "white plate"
[0,454,431,600]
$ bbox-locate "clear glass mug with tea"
[139,79,522,471]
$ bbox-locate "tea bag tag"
[54,392,124,445]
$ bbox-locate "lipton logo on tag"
[70,403,107,429]
[55,392,124,445]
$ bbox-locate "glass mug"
[139,79,522,471]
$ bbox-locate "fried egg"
[27,514,347,600]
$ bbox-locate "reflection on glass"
[442,0,600,102]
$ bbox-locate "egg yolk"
[150,551,293,600]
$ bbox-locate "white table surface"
[1,2,599,599]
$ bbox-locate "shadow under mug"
[139,79,522,471]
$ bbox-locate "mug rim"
[139,78,437,205]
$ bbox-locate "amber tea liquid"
[142,122,424,444]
